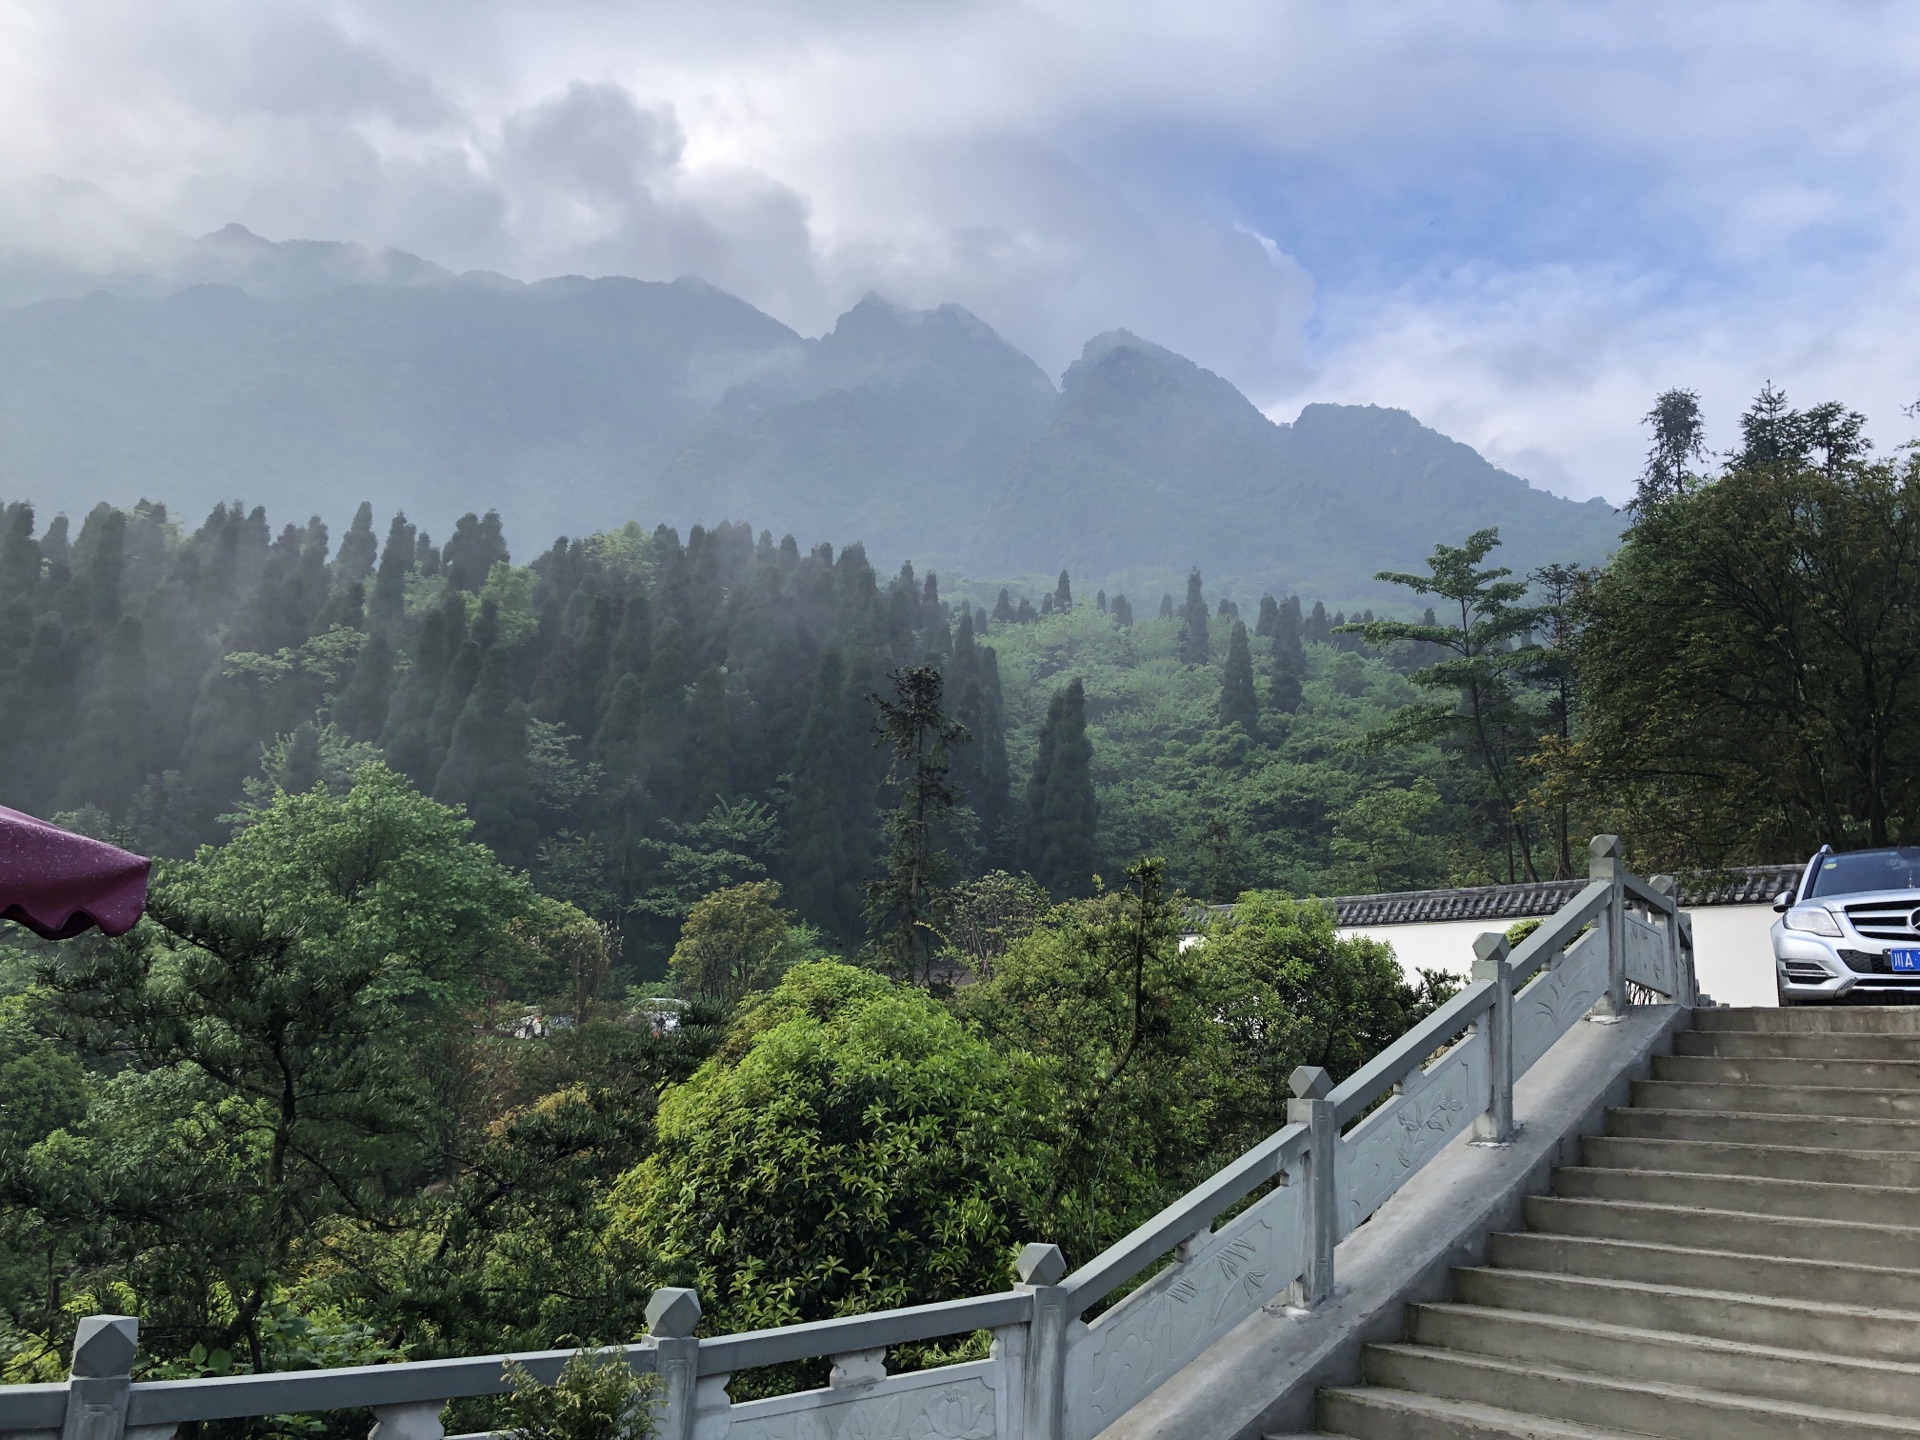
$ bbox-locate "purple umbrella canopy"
[0,805,151,940]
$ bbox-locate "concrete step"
[1451,1266,1920,1363]
[1361,1343,1920,1439]
[1630,1077,1920,1118]
[1552,1163,1917,1222]
[1317,1386,1642,1438]
[1676,1029,1920,1061]
[1488,1230,1920,1310]
[1580,1133,1920,1187]
[1697,1006,1920,1034]
[1409,1302,1920,1413]
[1523,1193,1920,1268]
[1654,1052,1920,1089]
[1607,1105,1920,1151]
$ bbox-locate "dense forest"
[0,492,1507,978]
[4,379,1916,1402]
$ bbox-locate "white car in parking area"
[1773,845,1920,1004]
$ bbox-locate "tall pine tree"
[1023,677,1097,897]
[1220,621,1260,735]
[1178,570,1210,663]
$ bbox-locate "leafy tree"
[612,963,1023,1379]
[1351,529,1544,880]
[667,881,802,1005]
[1219,620,1260,735]
[24,766,548,1369]
[500,1348,658,1440]
[1575,409,1920,860]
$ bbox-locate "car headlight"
[1786,904,1844,937]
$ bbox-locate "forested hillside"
[0,228,1620,598]
[4,383,1903,1391]
[0,492,1512,980]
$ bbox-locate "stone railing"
[0,837,1692,1440]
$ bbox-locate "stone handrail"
[0,838,1692,1440]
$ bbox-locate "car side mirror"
[1773,890,1792,913]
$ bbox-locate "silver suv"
[1773,845,1920,1004]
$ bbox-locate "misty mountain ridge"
[0,222,1620,598]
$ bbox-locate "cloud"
[0,0,1917,502]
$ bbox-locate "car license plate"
[1893,950,1920,972]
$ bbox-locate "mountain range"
[0,223,1622,600]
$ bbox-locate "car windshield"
[1807,848,1920,898]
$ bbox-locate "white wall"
[1339,903,1780,1009]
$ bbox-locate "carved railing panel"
[1622,913,1672,995]
[1061,1179,1304,1440]
[704,1359,999,1440]
[1334,1026,1487,1240]
[1512,926,1608,1078]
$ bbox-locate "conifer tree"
[1015,596,1038,624]
[427,637,484,780]
[1178,569,1211,664]
[1255,594,1279,637]
[1111,594,1133,628]
[637,615,687,816]
[443,510,509,592]
[682,667,732,818]
[1023,677,1096,897]
[1269,594,1306,715]
[1220,621,1260,735]
[785,650,860,940]
[368,513,414,629]
[1159,593,1174,620]
[334,628,395,741]
[993,588,1015,624]
[335,502,378,588]
[435,645,538,868]
[1040,593,1054,617]
[1054,570,1072,611]
[57,616,151,811]
[864,665,970,983]
[1096,589,1107,612]
[1306,600,1332,645]
[380,592,461,783]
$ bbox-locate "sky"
[1,0,1915,503]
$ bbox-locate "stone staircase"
[1300,1005,1920,1439]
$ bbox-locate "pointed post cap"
[1588,835,1622,879]
[644,1287,701,1339]
[1472,932,1511,980]
[1650,875,1677,896]
[1289,1065,1332,1101]
[1016,1242,1067,1286]
[70,1315,138,1378]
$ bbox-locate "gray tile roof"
[1200,864,1803,929]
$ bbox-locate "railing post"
[991,1320,1031,1440]
[645,1287,702,1440]
[1016,1242,1068,1440]
[367,1404,442,1440]
[1471,933,1515,1145]
[1285,1065,1336,1307]
[1589,835,1627,1020]
[1650,874,1693,1005]
[60,1317,138,1440]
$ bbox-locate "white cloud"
[1,0,1918,501]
